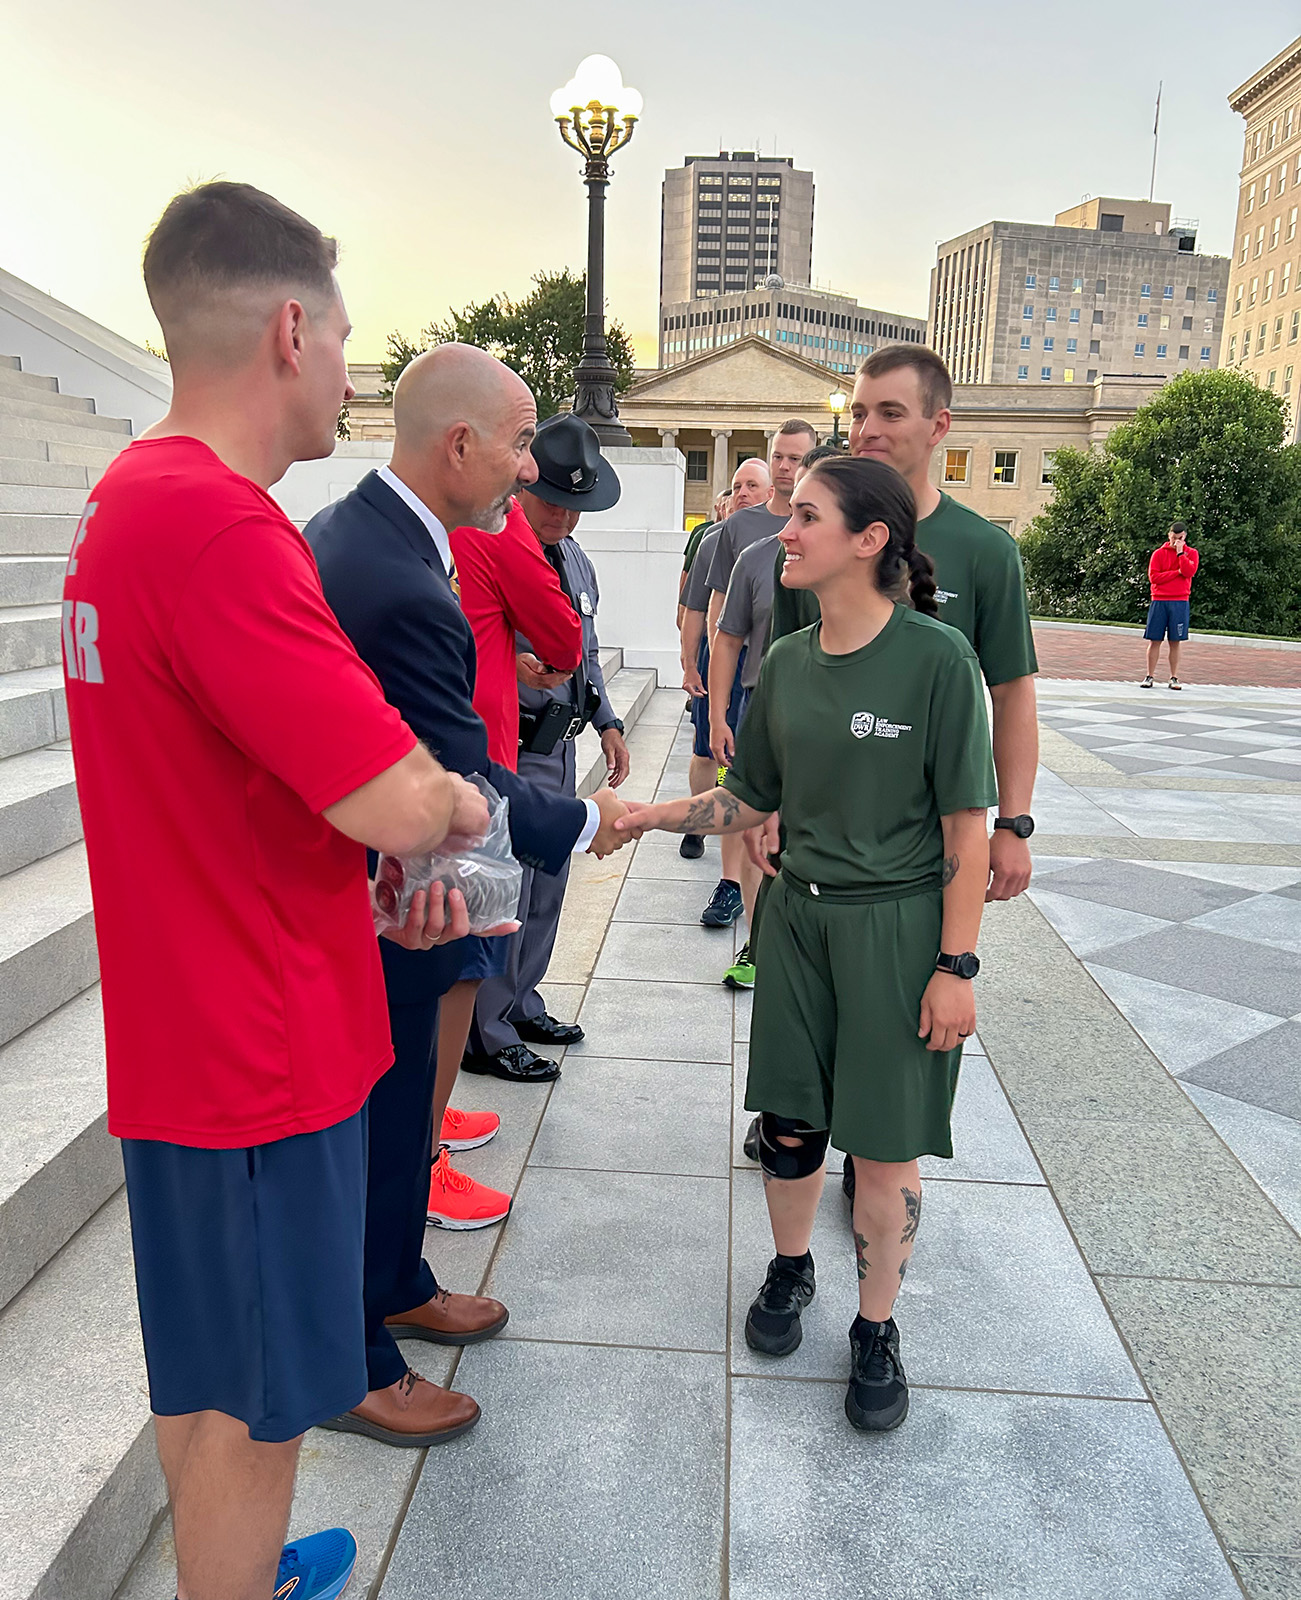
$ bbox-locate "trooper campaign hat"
[525,412,622,513]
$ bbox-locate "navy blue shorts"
[121,1109,368,1442]
[458,932,510,982]
[1144,600,1190,642]
[690,637,749,759]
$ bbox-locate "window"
[1292,310,1300,343]
[1268,368,1278,389]
[1135,342,1146,356]
[1092,310,1104,324]
[1178,345,1190,360]
[992,450,1019,484]
[1089,340,1101,354]
[1234,284,1244,316]
[1275,316,1285,349]
[1282,162,1290,195]
[1044,337,1055,351]
[1096,279,1107,294]
[1072,276,1084,292]
[1043,306,1056,323]
[1086,369,1098,382]
[685,450,709,482]
[1041,366,1053,380]
[943,448,970,484]
[1017,365,1029,380]
[1271,117,1280,150]
[1156,344,1168,358]
[1245,182,1256,213]
[1204,316,1216,332]
[1229,333,1238,361]
[1286,364,1294,396]
[1291,208,1299,242]
[1289,108,1297,141]
[1273,216,1282,249]
[1063,368,1075,383]
[1025,272,1037,288]
[1049,276,1060,291]
[1258,322,1269,354]
[1264,172,1273,204]
[1182,317,1194,330]
[1020,334,1031,350]
[1240,233,1251,265]
[1201,346,1212,361]
[1159,313,1171,329]
[1208,287,1219,302]
[1163,285,1174,299]
[1100,212,1124,231]
[1266,269,1276,301]
[1041,450,1058,484]
[1249,277,1259,308]
[1140,282,1152,298]
[1022,304,1033,320]
[1256,226,1266,257]
[1069,308,1080,323]
[1137,312,1149,328]
[1066,338,1078,353]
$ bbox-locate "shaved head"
[389,344,539,532]
[393,344,533,450]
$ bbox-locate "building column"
[658,429,679,453]
[711,429,733,496]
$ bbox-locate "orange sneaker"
[427,1148,512,1231]
[439,1106,500,1152]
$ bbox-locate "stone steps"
[0,667,66,759]
[0,482,95,515]
[0,842,97,1051]
[0,744,81,875]
[0,410,131,449]
[0,604,61,672]
[0,456,93,489]
[0,431,125,470]
[0,366,59,397]
[0,555,67,606]
[0,393,125,432]
[0,514,80,555]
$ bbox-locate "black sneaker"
[701,880,744,927]
[745,1254,816,1356]
[742,1114,761,1163]
[679,834,705,859]
[842,1157,855,1202]
[845,1315,909,1432]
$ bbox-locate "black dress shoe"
[679,834,705,859]
[461,1044,561,1083]
[514,1012,584,1047]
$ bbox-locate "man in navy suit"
[307,345,630,1448]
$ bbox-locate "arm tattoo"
[853,1229,871,1281]
[941,854,958,886]
[900,1187,922,1244]
[680,788,743,834]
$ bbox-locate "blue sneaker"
[274,1528,357,1600]
[700,880,744,928]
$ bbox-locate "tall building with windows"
[658,281,926,373]
[1221,34,1301,435]
[660,151,814,310]
[929,199,1228,388]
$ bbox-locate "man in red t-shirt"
[1142,520,1200,690]
[63,182,487,1600]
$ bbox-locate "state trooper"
[465,413,630,1074]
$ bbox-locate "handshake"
[587,787,642,859]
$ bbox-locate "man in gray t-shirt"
[717,531,780,695]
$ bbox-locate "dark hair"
[143,181,338,328]
[805,456,937,616]
[777,417,819,447]
[1170,521,1188,534]
[858,345,953,417]
[801,443,843,469]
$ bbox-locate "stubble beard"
[473,478,530,534]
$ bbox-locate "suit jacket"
[306,471,588,1003]
[518,535,616,731]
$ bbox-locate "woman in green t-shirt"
[616,457,996,1433]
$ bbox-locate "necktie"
[447,552,461,603]
[544,543,582,711]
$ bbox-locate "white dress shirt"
[375,466,600,854]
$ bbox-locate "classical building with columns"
[617,336,1164,531]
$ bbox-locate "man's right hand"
[588,786,632,858]
[743,811,781,878]
[710,720,735,765]
[442,773,491,853]
[517,651,571,691]
[681,659,706,699]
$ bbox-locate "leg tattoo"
[900,1187,922,1245]
[853,1229,871,1282]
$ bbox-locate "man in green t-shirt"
[767,346,1038,903]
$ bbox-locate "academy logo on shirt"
[935,587,958,605]
[850,712,913,740]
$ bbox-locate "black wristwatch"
[993,814,1035,839]
[598,718,625,736]
[935,951,981,980]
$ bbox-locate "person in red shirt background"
[64,182,488,1600]
[420,504,583,1223]
[1141,521,1200,690]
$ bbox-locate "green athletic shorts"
[744,873,962,1163]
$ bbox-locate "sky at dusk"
[3,0,1299,368]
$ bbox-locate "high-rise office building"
[929,198,1228,388]
[660,151,814,308]
[1221,34,1301,435]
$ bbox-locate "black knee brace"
[757,1113,831,1181]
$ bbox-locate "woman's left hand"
[918,972,976,1053]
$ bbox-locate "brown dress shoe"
[318,1368,480,1447]
[385,1285,509,1346]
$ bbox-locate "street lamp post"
[828,388,848,448]
[551,56,642,447]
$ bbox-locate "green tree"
[1020,369,1301,635]
[380,269,634,419]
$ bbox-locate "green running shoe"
[724,940,755,990]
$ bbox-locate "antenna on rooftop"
[1149,82,1162,203]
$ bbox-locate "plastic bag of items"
[372,776,522,937]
